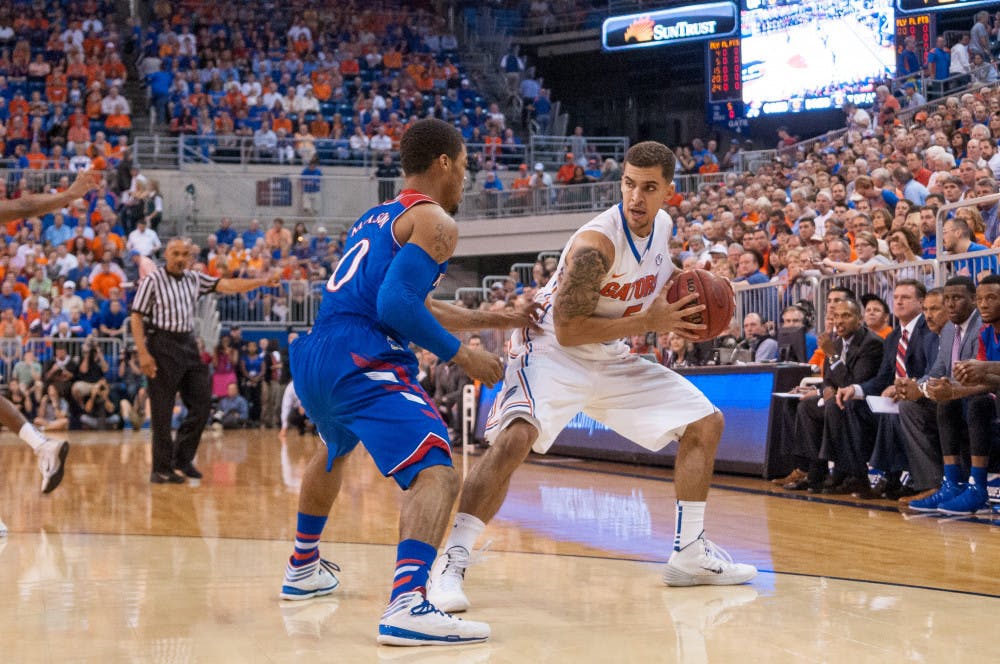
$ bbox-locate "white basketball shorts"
[484,348,717,454]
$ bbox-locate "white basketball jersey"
[512,204,675,361]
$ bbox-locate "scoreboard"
[895,13,934,66]
[597,0,984,123]
[707,37,742,102]
[896,0,998,13]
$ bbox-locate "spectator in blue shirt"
[309,226,331,257]
[242,218,265,248]
[532,89,552,134]
[926,36,951,81]
[482,171,504,192]
[898,36,921,78]
[213,382,250,429]
[146,64,174,124]
[943,216,998,283]
[215,217,237,246]
[98,299,128,339]
[895,166,929,206]
[0,281,23,317]
[734,250,771,285]
[43,214,74,247]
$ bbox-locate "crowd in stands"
[0,0,132,166]
[135,0,523,167]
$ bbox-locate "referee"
[130,238,280,483]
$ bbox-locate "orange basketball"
[664,269,735,342]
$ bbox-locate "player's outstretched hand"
[454,345,503,387]
[646,292,706,341]
[263,269,283,287]
[66,169,102,199]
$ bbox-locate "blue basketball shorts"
[290,320,452,489]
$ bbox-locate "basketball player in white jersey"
[429,142,756,611]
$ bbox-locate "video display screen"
[739,0,896,117]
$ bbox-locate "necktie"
[895,329,909,378]
[950,325,962,367]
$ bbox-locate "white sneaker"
[377,591,489,646]
[662,537,757,587]
[280,558,341,600]
[37,439,69,494]
[0,517,7,537]
[427,546,471,613]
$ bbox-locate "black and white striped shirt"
[130,267,219,332]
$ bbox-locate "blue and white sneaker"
[937,482,991,516]
[0,516,7,537]
[908,479,964,512]
[377,591,490,646]
[280,558,340,601]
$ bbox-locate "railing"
[458,179,622,220]
[214,281,316,328]
[528,135,630,170]
[673,172,727,194]
[812,259,938,330]
[0,336,126,386]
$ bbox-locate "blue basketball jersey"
[315,189,447,341]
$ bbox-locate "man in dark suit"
[786,299,883,493]
[835,280,934,499]
[898,277,986,512]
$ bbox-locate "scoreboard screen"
[708,37,742,102]
[895,13,934,68]
[739,0,896,117]
[896,0,998,13]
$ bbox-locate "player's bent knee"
[413,463,460,499]
[684,410,724,445]
[497,419,539,459]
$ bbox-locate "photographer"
[72,337,109,404]
[43,344,78,398]
[34,384,69,432]
[80,378,121,430]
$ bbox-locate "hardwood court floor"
[1,429,998,663]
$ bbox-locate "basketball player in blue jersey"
[429,141,757,614]
[279,119,539,646]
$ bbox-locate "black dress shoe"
[175,464,203,479]
[826,477,868,495]
[885,484,918,501]
[783,478,813,491]
[151,471,186,484]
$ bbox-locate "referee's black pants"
[147,330,212,475]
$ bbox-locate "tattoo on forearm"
[554,247,609,323]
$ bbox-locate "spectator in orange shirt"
[556,152,576,184]
[383,46,403,71]
[265,218,292,252]
[46,67,68,104]
[8,92,29,117]
[90,259,124,300]
[85,83,104,119]
[311,71,332,101]
[272,110,293,136]
[26,142,47,169]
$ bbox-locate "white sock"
[444,513,486,559]
[19,423,47,451]
[673,501,706,552]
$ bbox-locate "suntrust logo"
[624,17,718,44]
[603,2,737,52]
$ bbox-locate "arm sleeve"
[376,243,461,362]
